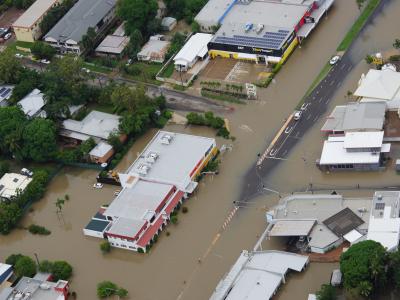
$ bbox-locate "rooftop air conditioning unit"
[377,194,383,201]
[138,164,150,175]
[161,134,173,145]
[255,24,264,34]
[244,22,253,32]
[146,152,159,163]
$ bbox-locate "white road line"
[318,98,323,103]
[306,114,312,120]
[348,66,352,72]
[269,148,277,157]
[329,80,335,86]
[285,126,293,134]
[340,63,346,70]
[337,81,342,87]
[314,115,319,122]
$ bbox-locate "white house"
[0,173,32,200]
[17,89,46,118]
[173,33,213,72]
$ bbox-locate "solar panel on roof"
[1,89,10,97]
[0,88,5,93]
[375,203,385,210]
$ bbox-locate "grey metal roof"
[321,102,386,132]
[322,207,364,237]
[44,0,117,43]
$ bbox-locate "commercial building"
[207,0,335,65]
[174,33,213,71]
[0,86,14,107]
[321,102,386,135]
[210,250,309,300]
[194,0,235,32]
[317,132,391,171]
[95,23,130,57]
[84,131,218,252]
[265,194,371,254]
[60,110,121,143]
[137,35,170,63]
[0,173,32,201]
[0,274,69,300]
[355,69,400,110]
[44,0,117,54]
[366,191,400,252]
[12,0,63,43]
[17,89,46,118]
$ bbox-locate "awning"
[381,143,391,153]
[269,220,316,237]
[343,229,363,244]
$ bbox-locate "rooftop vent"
[377,194,383,201]
[13,178,18,183]
[40,283,51,290]
[137,164,151,175]
[161,134,173,145]
[244,22,253,32]
[255,24,264,34]
[146,152,159,163]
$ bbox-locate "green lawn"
[124,62,163,85]
[86,103,115,114]
[82,62,113,74]
[159,62,175,78]
[337,0,381,51]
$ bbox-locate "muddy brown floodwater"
[2,1,400,299]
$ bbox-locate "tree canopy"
[31,41,56,60]
[97,281,128,298]
[51,261,73,281]
[14,256,37,278]
[340,240,388,297]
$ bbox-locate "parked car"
[93,183,103,189]
[15,53,24,58]
[293,111,302,121]
[3,33,12,40]
[329,55,340,65]
[40,59,50,64]
[21,168,33,177]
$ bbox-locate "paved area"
[0,7,23,28]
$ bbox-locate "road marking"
[306,114,312,120]
[318,98,323,103]
[295,131,300,138]
[285,126,293,134]
[281,149,288,157]
[337,81,342,87]
[348,66,352,72]
[340,63,346,70]
[269,148,277,157]
[266,156,288,161]
[325,98,330,104]
[314,115,319,122]
[329,80,335,86]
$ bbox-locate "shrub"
[138,248,144,253]
[51,261,73,281]
[28,224,51,235]
[182,207,188,213]
[100,241,111,254]
[170,215,178,224]
[14,256,37,278]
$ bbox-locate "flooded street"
[2,1,400,299]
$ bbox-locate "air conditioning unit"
[161,134,173,145]
[137,164,150,175]
[146,152,159,163]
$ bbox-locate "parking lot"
[200,57,272,84]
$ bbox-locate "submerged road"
[240,0,390,202]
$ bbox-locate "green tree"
[38,260,54,273]
[117,0,158,36]
[111,84,146,114]
[21,119,57,162]
[393,39,400,49]
[31,41,56,60]
[81,27,97,53]
[100,241,111,254]
[107,133,123,152]
[5,254,23,266]
[0,49,23,84]
[97,281,128,298]
[340,240,387,296]
[126,29,143,57]
[51,261,73,281]
[191,21,200,33]
[0,106,27,158]
[316,284,336,300]
[14,256,37,278]
[356,0,367,10]
[39,0,75,35]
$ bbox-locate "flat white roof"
[17,89,46,118]
[13,0,59,28]
[138,38,170,59]
[104,180,173,221]
[0,263,12,277]
[354,69,400,101]
[194,0,234,25]
[126,130,215,191]
[95,35,130,54]
[106,217,146,239]
[174,33,213,66]
[269,220,316,237]
[319,140,383,165]
[343,229,363,243]
[343,131,384,149]
[210,250,309,300]
[0,173,32,199]
[367,218,400,251]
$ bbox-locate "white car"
[93,183,103,189]
[3,33,11,40]
[15,53,24,58]
[293,110,302,121]
[329,55,340,65]
[21,168,33,177]
[40,59,50,64]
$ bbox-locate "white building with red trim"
[84,131,217,252]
